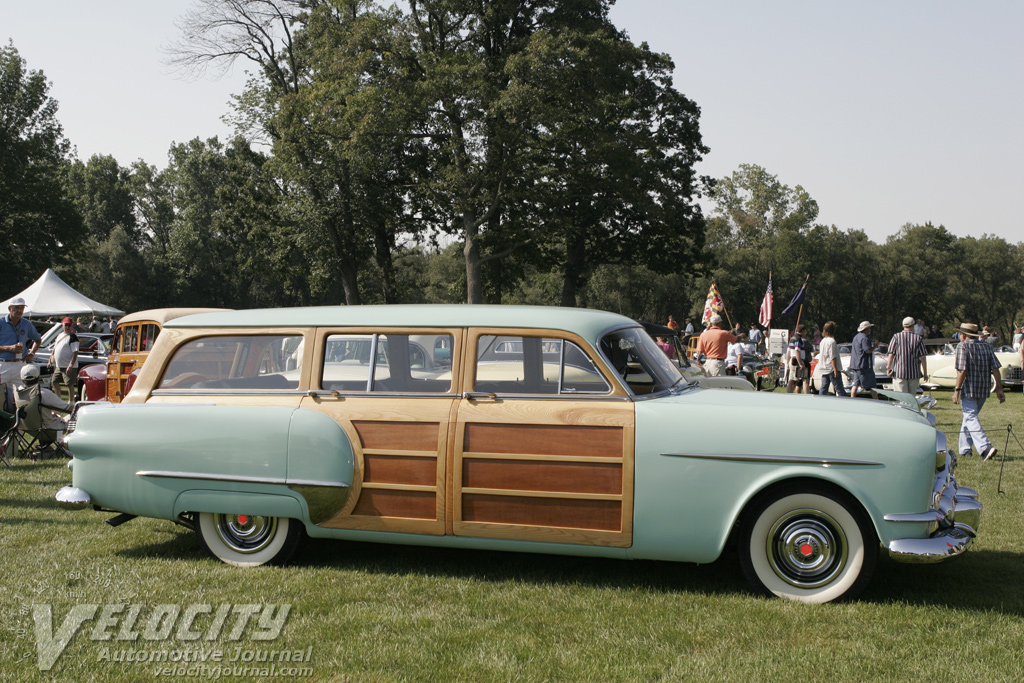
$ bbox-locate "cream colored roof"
[118,308,231,326]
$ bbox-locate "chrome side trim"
[660,452,883,467]
[136,470,349,488]
[152,389,309,397]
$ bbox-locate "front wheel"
[738,485,877,603]
[195,513,306,567]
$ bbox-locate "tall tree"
[0,43,82,288]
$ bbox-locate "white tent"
[2,269,125,317]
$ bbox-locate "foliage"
[0,43,82,290]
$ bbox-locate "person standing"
[695,314,738,377]
[49,317,79,403]
[786,323,809,393]
[953,323,1004,460]
[747,323,764,351]
[666,316,680,333]
[849,321,878,399]
[887,316,928,395]
[0,297,41,388]
[817,321,848,396]
[684,318,695,335]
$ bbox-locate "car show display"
[56,305,980,604]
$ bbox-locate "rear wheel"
[739,485,877,603]
[195,513,306,567]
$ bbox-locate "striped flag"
[758,277,773,328]
[702,283,724,325]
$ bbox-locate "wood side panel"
[464,424,622,457]
[461,494,621,531]
[352,489,436,519]
[354,421,439,451]
[462,459,621,495]
[364,454,437,486]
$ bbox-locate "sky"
[5,1,1023,244]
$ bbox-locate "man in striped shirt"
[953,322,1005,461]
[887,316,928,394]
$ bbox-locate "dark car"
[33,331,112,374]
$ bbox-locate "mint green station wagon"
[56,305,980,603]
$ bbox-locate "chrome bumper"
[55,485,92,511]
[885,450,981,563]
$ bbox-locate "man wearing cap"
[887,316,928,395]
[0,297,41,388]
[49,317,80,403]
[953,323,1004,461]
[849,321,878,399]
[695,314,739,376]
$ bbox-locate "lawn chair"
[0,408,16,467]
[14,382,71,460]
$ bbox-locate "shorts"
[849,367,877,390]
[789,365,808,380]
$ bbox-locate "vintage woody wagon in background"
[77,309,227,402]
[57,305,981,603]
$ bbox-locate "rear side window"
[474,335,610,395]
[321,333,453,393]
[159,335,302,390]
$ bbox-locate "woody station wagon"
[56,305,981,603]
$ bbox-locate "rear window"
[159,335,302,390]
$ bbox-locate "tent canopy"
[2,269,124,317]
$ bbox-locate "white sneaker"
[983,446,998,461]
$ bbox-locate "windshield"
[599,326,685,396]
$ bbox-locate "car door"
[300,328,463,536]
[451,329,635,548]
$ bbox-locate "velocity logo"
[32,603,291,671]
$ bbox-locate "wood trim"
[364,454,436,487]
[353,421,439,451]
[461,452,623,464]
[454,521,632,548]
[464,423,623,458]
[362,448,437,458]
[352,489,435,519]
[460,487,621,500]
[461,493,621,531]
[361,482,437,492]
[461,459,622,495]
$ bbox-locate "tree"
[0,43,82,288]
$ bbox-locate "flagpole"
[794,273,809,329]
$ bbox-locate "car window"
[321,333,453,393]
[140,324,160,351]
[122,325,139,353]
[474,335,610,395]
[599,327,683,396]
[159,335,302,390]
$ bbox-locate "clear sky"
[6,1,1023,244]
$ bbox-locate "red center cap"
[238,515,248,525]
[799,543,814,557]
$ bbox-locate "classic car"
[810,342,891,393]
[32,331,112,372]
[56,305,981,604]
[77,308,229,402]
[920,341,1023,391]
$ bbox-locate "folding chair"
[13,384,70,460]
[0,409,16,467]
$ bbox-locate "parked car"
[57,305,980,604]
[29,325,112,390]
[77,308,229,402]
[810,342,890,393]
[920,341,1023,391]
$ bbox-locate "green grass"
[3,391,1024,682]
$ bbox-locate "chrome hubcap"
[213,514,278,554]
[766,508,848,588]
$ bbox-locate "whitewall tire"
[739,485,877,603]
[195,513,306,567]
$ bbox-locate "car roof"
[118,308,231,326]
[165,305,638,341]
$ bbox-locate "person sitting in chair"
[14,364,71,452]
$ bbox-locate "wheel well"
[732,477,877,546]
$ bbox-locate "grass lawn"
[2,390,1024,682]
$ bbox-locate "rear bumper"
[885,451,981,563]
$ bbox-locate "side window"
[321,333,453,394]
[159,335,302,390]
[475,335,609,395]
[122,325,139,353]
[111,328,123,354]
[140,324,160,351]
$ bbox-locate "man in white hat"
[695,313,739,376]
[887,316,928,395]
[849,320,877,399]
[0,296,41,388]
[953,322,1004,460]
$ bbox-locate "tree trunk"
[373,217,396,304]
[464,215,484,304]
[560,233,586,307]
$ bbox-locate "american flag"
[758,277,773,328]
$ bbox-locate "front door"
[451,330,634,547]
